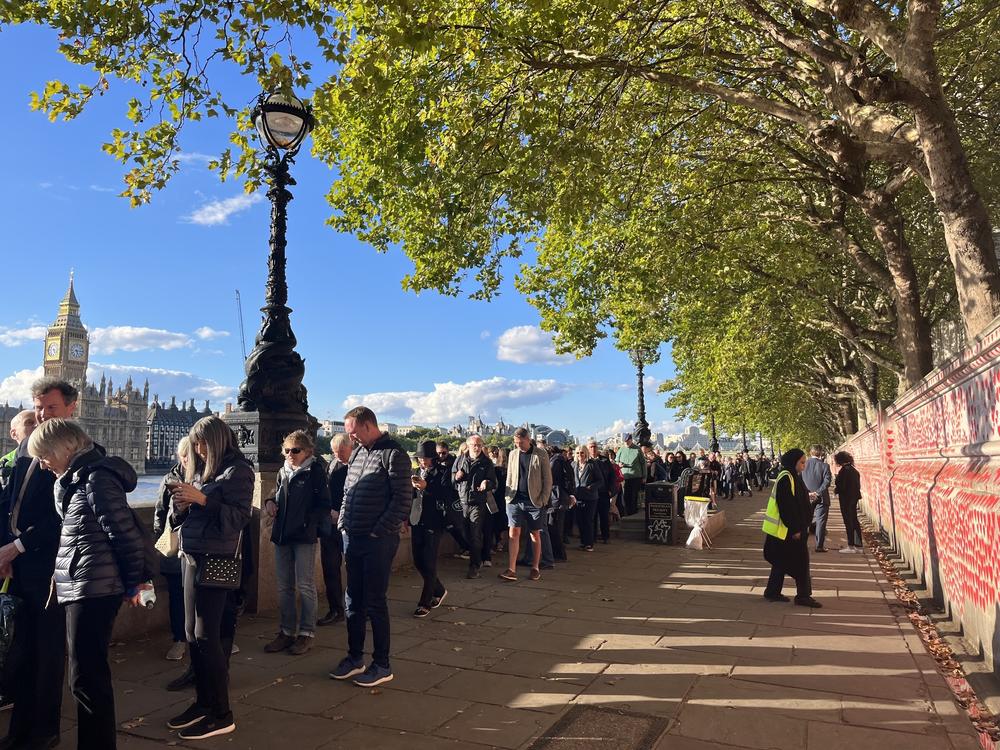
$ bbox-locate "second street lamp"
[628,347,655,447]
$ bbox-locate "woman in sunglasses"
[262,430,332,655]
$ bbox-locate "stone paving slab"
[6,491,983,749]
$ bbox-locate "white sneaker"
[230,642,241,655]
[482,560,493,568]
[166,641,186,661]
[839,547,859,554]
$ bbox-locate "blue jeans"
[813,502,830,550]
[275,542,318,637]
[343,533,399,669]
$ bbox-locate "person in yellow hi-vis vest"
[762,449,822,608]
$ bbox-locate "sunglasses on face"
[283,447,303,455]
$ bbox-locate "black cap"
[417,440,437,459]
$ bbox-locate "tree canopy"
[5,0,999,448]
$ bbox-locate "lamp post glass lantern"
[253,92,313,154]
[231,90,317,469]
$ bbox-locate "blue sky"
[0,23,687,441]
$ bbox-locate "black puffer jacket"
[339,434,412,538]
[54,448,146,604]
[270,457,331,545]
[173,449,253,556]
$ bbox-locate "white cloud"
[184,193,263,226]
[88,362,236,404]
[176,151,214,166]
[496,325,574,365]
[480,330,492,340]
[590,418,690,443]
[194,327,230,340]
[89,326,192,354]
[0,325,48,347]
[342,377,570,425]
[0,367,44,405]
[89,184,117,193]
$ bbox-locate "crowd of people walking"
[0,378,863,748]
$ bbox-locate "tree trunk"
[854,192,934,387]
[911,95,1000,339]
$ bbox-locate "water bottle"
[139,581,156,609]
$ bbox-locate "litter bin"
[644,481,678,544]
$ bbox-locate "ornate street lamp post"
[226,91,316,471]
[709,410,720,454]
[628,347,655,447]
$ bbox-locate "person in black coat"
[167,416,253,741]
[573,446,601,551]
[318,433,352,626]
[263,430,332,655]
[834,451,864,553]
[409,441,450,617]
[452,436,496,579]
[0,379,75,750]
[154,442,190,661]
[28,419,150,750]
[763,449,821,608]
[547,446,574,561]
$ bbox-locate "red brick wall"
[840,318,1000,677]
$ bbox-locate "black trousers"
[595,494,611,542]
[841,496,863,547]
[549,507,567,560]
[463,504,487,567]
[65,595,122,750]
[183,557,235,720]
[576,501,598,547]
[623,478,641,516]
[444,507,468,552]
[7,579,65,742]
[411,526,445,608]
[320,531,345,614]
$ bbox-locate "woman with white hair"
[28,418,150,750]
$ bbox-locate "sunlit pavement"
[30,494,983,748]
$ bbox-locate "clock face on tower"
[46,341,59,359]
[70,343,86,360]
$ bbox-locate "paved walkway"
[23,494,983,749]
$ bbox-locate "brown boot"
[288,635,314,655]
[264,633,295,653]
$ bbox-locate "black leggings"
[184,558,237,719]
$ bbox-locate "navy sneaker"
[329,655,366,681]
[353,663,394,687]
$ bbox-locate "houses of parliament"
[0,276,214,473]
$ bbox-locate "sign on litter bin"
[644,481,678,544]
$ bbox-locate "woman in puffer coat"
[28,418,150,750]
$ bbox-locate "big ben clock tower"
[43,272,90,384]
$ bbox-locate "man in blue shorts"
[499,427,553,582]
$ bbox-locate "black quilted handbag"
[194,531,243,590]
